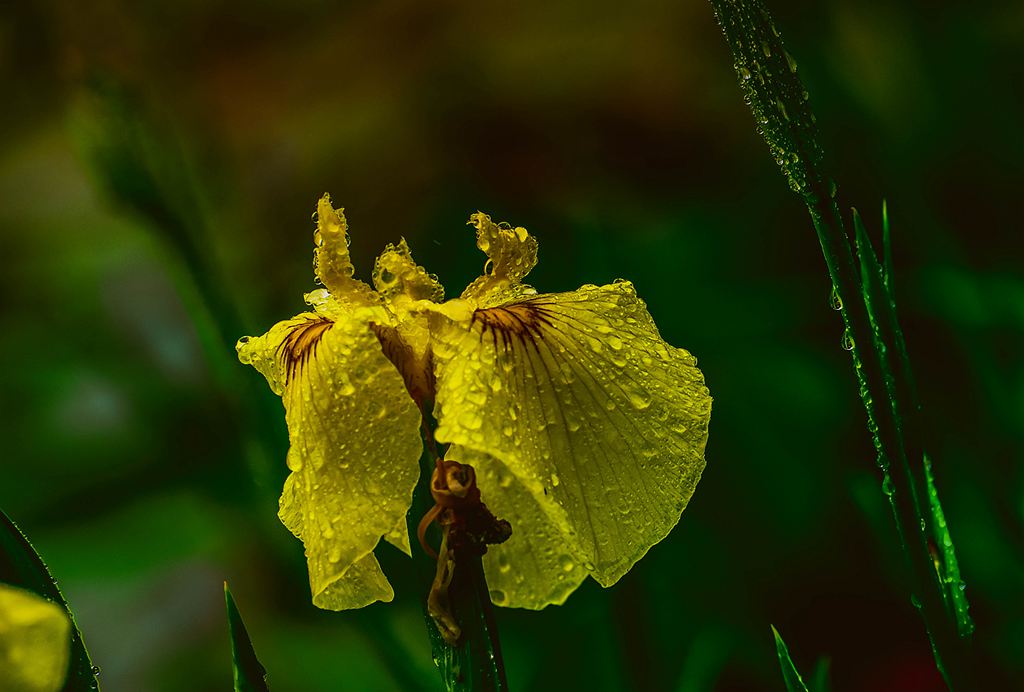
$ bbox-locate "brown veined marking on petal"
[471,300,557,353]
[277,317,334,385]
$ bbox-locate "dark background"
[1,0,1021,690]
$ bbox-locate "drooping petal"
[313,194,377,304]
[431,281,711,609]
[0,584,71,692]
[467,458,589,609]
[237,306,422,610]
[460,212,539,307]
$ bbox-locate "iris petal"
[461,212,540,307]
[238,306,422,609]
[431,281,711,608]
[313,195,377,304]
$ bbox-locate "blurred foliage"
[0,0,1020,690]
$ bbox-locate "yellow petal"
[0,584,71,692]
[431,281,711,608]
[468,460,588,609]
[313,194,377,304]
[370,239,445,403]
[372,238,444,306]
[460,212,539,307]
[237,306,422,610]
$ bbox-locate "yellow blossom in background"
[0,583,71,692]
[237,195,711,611]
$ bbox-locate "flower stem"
[408,407,509,692]
[708,0,975,687]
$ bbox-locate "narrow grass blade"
[924,456,974,637]
[224,583,270,692]
[770,626,809,692]
[881,201,895,300]
[0,509,99,692]
[853,212,974,637]
[710,1,976,687]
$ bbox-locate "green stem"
[708,0,974,687]
[408,409,509,692]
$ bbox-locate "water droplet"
[91,665,102,676]
[738,66,752,81]
[489,589,507,605]
[497,553,511,573]
[627,389,652,410]
[560,555,575,572]
[784,49,798,73]
[841,330,855,351]
[881,473,895,497]
[459,410,483,430]
[761,41,771,57]
[550,473,560,487]
[829,286,843,310]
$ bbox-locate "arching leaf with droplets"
[711,0,975,684]
[0,509,98,692]
[430,281,711,608]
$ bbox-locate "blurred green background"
[1,0,1021,690]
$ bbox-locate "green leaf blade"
[710,0,826,197]
[770,626,809,692]
[224,583,270,692]
[0,508,99,692]
[924,457,975,638]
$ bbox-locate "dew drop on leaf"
[841,329,855,351]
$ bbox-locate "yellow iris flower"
[237,195,711,611]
